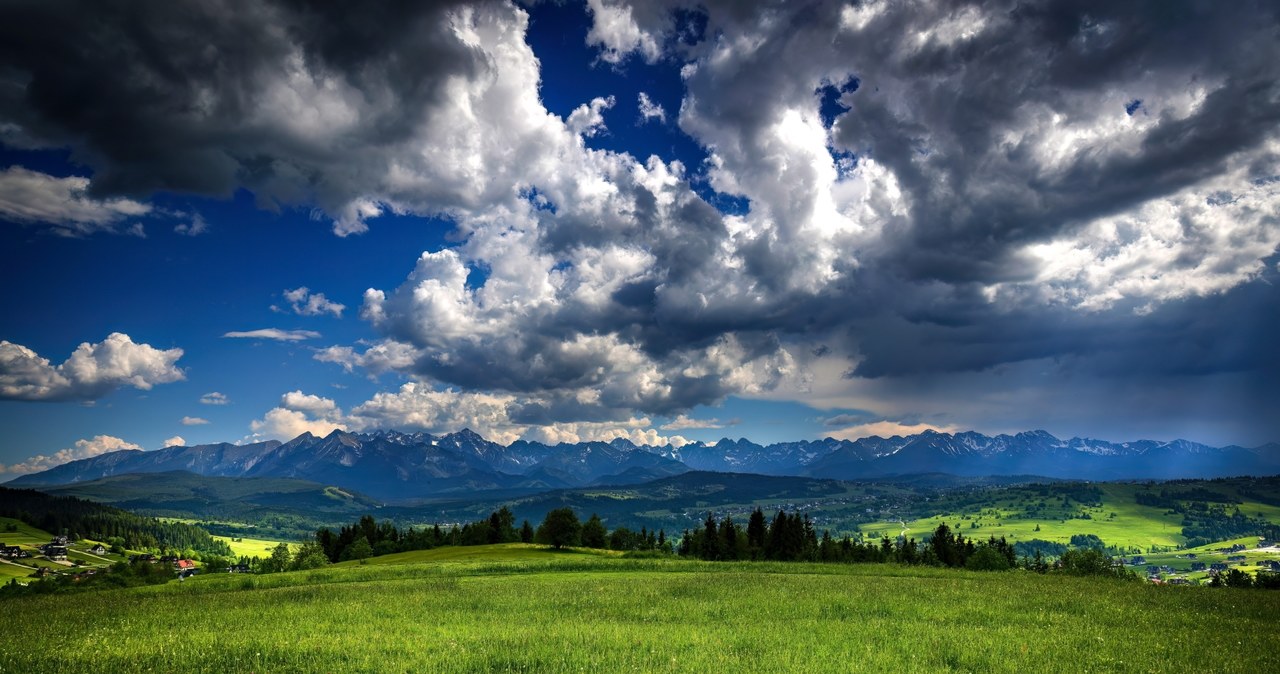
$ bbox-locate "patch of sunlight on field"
[338,543,624,567]
[860,484,1191,550]
[214,535,297,559]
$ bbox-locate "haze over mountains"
[7,429,1278,501]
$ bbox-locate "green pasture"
[2,545,1278,673]
[858,483,1274,551]
[1137,537,1278,582]
[214,534,298,559]
[0,516,54,546]
[341,543,622,567]
[0,562,35,582]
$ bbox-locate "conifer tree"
[720,516,739,560]
[701,513,720,560]
[747,508,767,558]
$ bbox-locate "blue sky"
[1,1,1278,474]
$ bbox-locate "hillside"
[1,546,1277,672]
[856,477,1280,551]
[0,487,231,556]
[23,470,1280,554]
[39,472,380,523]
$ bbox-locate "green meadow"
[1140,537,1280,582]
[0,516,55,547]
[857,483,1274,551]
[213,534,298,559]
[2,544,1278,673]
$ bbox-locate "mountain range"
[6,428,1278,500]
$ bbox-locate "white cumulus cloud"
[0,435,142,475]
[566,95,615,137]
[278,287,345,318]
[0,333,184,401]
[637,92,666,124]
[585,0,662,64]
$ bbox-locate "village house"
[41,542,68,561]
[89,544,107,555]
[0,545,25,558]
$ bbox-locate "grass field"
[0,516,54,547]
[214,534,298,559]
[0,561,34,581]
[344,543,622,566]
[857,483,1273,551]
[1137,537,1279,582]
[1,544,1278,673]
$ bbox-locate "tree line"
[309,507,673,563]
[677,509,1022,571]
[0,487,232,557]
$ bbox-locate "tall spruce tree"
[701,513,720,561]
[747,508,767,558]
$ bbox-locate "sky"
[1,0,1278,475]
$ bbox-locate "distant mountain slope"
[8,428,1277,499]
[38,471,380,520]
[409,471,858,532]
[7,430,690,499]
[804,430,1280,480]
[6,440,283,485]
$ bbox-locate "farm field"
[214,534,298,559]
[0,516,56,547]
[857,482,1278,552]
[1138,537,1280,583]
[345,542,621,566]
[2,544,1279,673]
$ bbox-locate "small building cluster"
[40,536,69,561]
[0,545,30,559]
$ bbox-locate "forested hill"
[0,486,230,556]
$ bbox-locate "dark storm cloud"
[814,0,1280,282]
[0,0,482,216]
[345,0,1274,427]
[4,0,1276,440]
